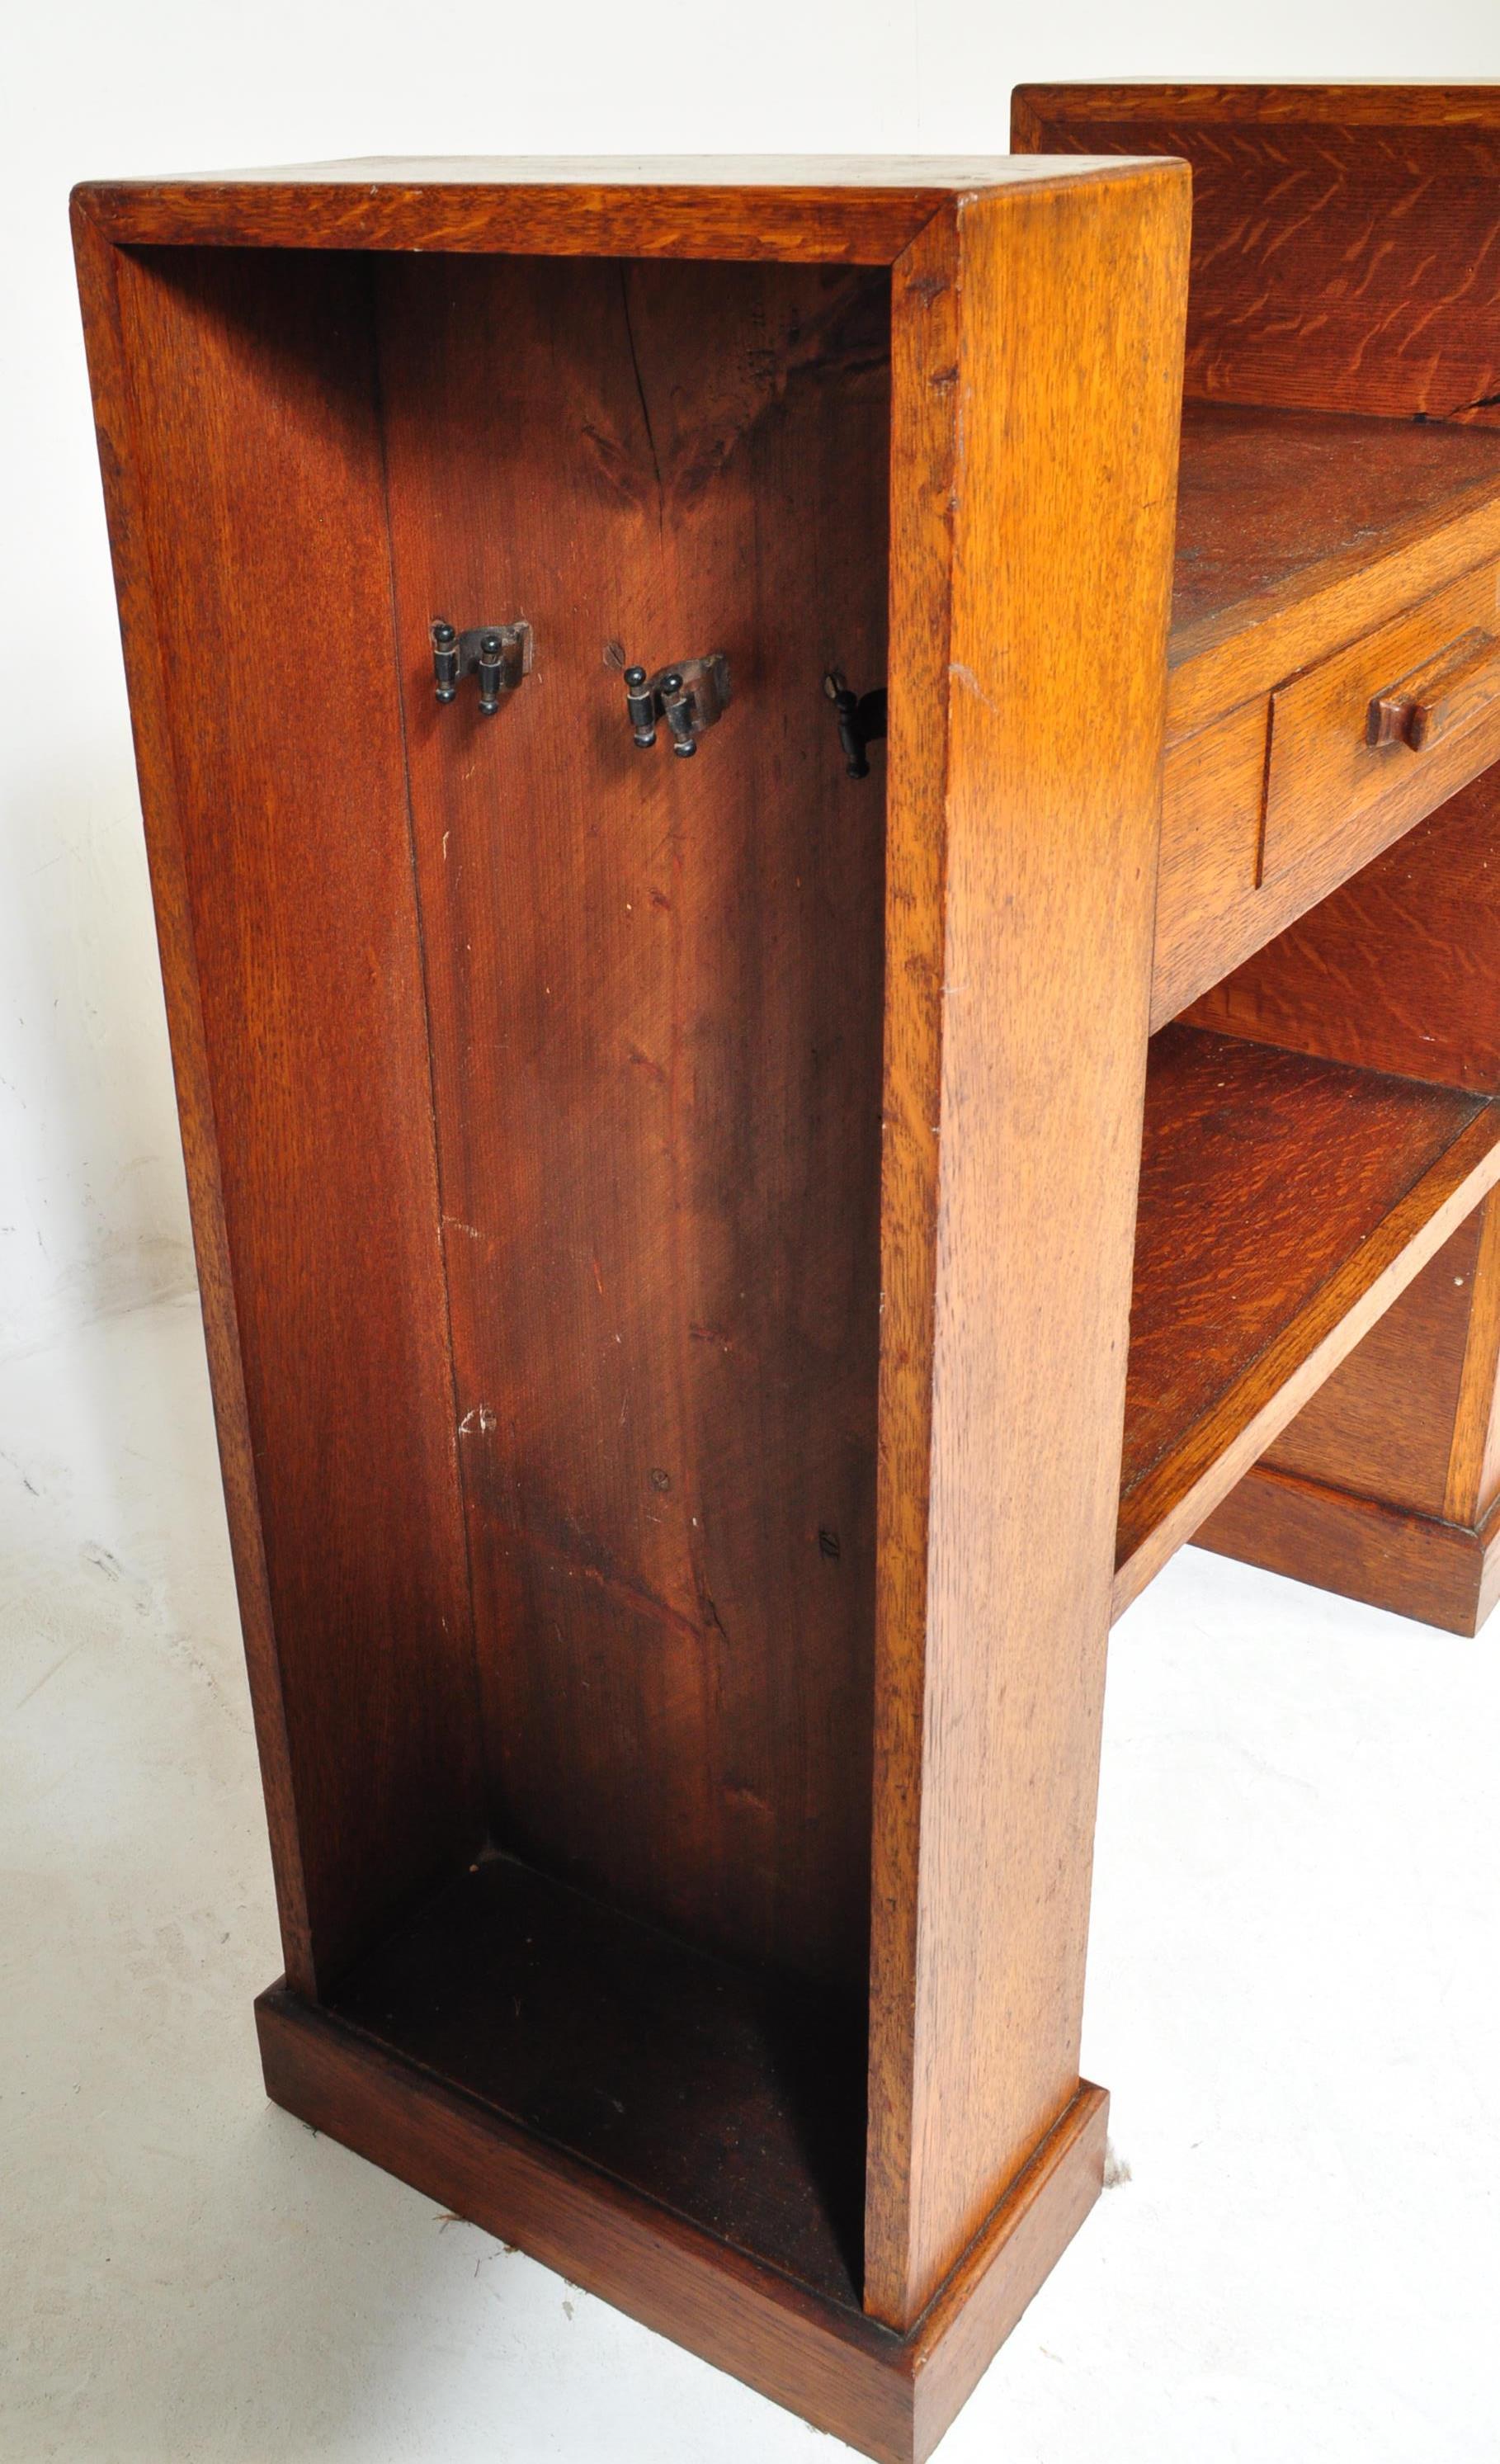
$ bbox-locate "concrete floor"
[2,1289,1497,2462]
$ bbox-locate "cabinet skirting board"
[1196,1466,1500,1638]
[257,1986,1106,2464]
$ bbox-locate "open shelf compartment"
[1116,1023,1500,1613]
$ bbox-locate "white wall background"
[3,0,1500,1356]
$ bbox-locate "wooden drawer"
[1153,559,1500,1027]
[1262,558,1500,885]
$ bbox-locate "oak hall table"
[73,87,1500,2460]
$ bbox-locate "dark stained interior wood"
[376,255,889,1991]
[257,1975,1107,2464]
[325,1850,867,2306]
[110,246,484,1990]
[1012,87,1500,422]
[1117,1025,1500,1602]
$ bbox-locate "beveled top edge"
[76,150,1139,191]
[71,153,1182,264]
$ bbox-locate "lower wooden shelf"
[1116,1025,1500,1615]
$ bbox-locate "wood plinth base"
[256,1985,1106,2464]
[1196,1463,1500,1637]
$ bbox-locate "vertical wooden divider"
[866,168,1190,2327]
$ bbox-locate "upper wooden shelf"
[1167,402,1500,738]
[1115,1024,1500,1616]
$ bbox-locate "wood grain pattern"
[258,1976,1106,2464]
[1370,630,1500,753]
[1012,86,1500,422]
[73,156,1155,265]
[1168,406,1500,733]
[376,254,889,1988]
[1153,738,1500,1032]
[83,238,483,1990]
[1207,1191,1500,1635]
[1116,1027,1500,1613]
[1152,408,1500,1022]
[1195,1463,1500,1638]
[865,164,1188,2328]
[864,200,956,2329]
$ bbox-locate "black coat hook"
[622,655,731,757]
[431,619,532,712]
[823,671,887,779]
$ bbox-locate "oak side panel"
[101,242,483,1986]
[71,208,315,1988]
[865,167,1189,2328]
[377,257,889,1987]
[863,202,959,2326]
[1012,86,1500,422]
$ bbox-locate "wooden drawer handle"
[1367,627,1500,752]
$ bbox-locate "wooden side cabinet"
[72,106,1500,2462]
